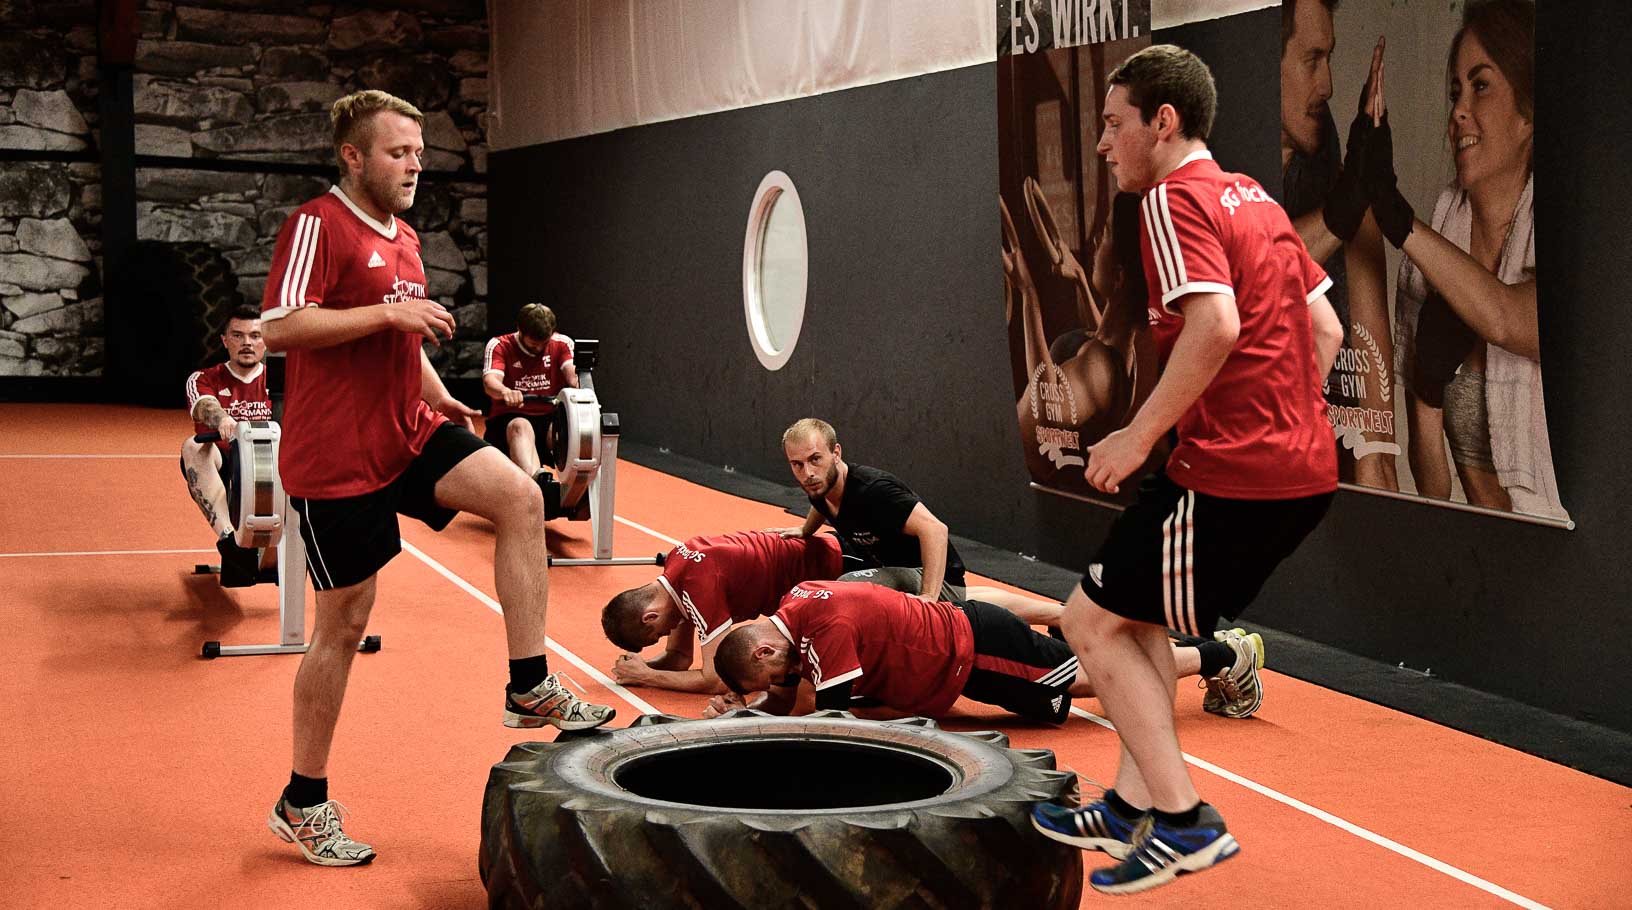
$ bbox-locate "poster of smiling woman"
[1288,0,1566,524]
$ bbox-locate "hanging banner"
[1291,0,1566,523]
[998,1,1153,503]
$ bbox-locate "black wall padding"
[490,4,1631,733]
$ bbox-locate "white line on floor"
[399,539,660,716]
[0,454,175,459]
[0,548,214,558]
[613,515,680,547]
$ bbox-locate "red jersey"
[185,361,272,452]
[770,580,974,718]
[1139,152,1337,498]
[484,332,575,417]
[260,186,446,499]
[659,531,844,645]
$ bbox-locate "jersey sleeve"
[861,473,922,533]
[803,617,863,692]
[1142,181,1234,311]
[554,334,575,363]
[484,335,507,376]
[261,208,331,321]
[184,369,211,410]
[679,563,734,646]
[1300,243,1332,305]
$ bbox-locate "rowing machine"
[190,422,380,658]
[521,339,659,568]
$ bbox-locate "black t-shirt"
[811,463,967,587]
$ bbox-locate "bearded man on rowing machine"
[482,302,578,485]
[179,304,275,587]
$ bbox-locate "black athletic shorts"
[292,423,488,591]
[482,411,554,462]
[957,600,1078,724]
[1078,470,1333,638]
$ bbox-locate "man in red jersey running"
[257,90,613,868]
[1029,46,1343,894]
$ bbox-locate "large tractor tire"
[479,710,1083,909]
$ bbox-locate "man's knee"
[507,419,535,446]
[490,461,545,524]
[1061,586,1138,644]
[180,438,215,467]
[314,581,376,639]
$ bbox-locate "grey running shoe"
[1202,627,1265,718]
[504,672,616,730]
[267,798,376,867]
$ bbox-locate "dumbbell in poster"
[999,1,1153,502]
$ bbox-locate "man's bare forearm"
[641,668,727,694]
[262,305,392,352]
[1126,295,1238,446]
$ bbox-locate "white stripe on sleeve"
[1142,192,1175,297]
[279,214,311,309]
[1156,184,1188,288]
[1307,275,1333,305]
[291,215,321,307]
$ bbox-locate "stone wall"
[0,0,104,376]
[0,0,491,379]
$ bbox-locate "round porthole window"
[742,170,808,371]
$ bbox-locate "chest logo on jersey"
[1219,181,1271,216]
[383,275,426,305]
[217,388,232,397]
[674,542,706,563]
[367,250,386,268]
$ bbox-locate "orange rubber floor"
[2,404,1627,909]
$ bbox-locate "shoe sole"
[504,706,617,731]
[1089,833,1240,895]
[266,812,376,867]
[1029,814,1135,860]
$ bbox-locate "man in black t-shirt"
[774,418,968,602]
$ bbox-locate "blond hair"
[517,303,557,340]
[330,89,424,177]
[782,417,837,451]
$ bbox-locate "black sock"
[1152,802,1202,828]
[508,654,551,694]
[1197,640,1235,678]
[283,771,327,808]
[1103,789,1145,820]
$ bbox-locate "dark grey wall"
[491,5,1631,733]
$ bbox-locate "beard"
[806,461,839,498]
[360,163,415,216]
